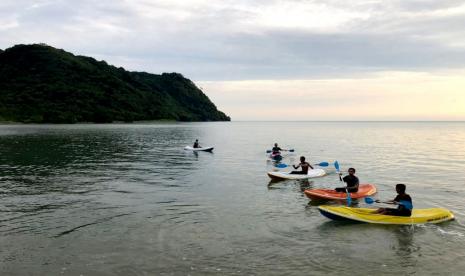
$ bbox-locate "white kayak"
[184,146,214,152]
[267,169,326,180]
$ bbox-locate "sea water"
[1,122,465,275]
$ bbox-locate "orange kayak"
[304,184,377,200]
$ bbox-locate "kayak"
[304,184,377,200]
[269,153,282,161]
[318,205,454,225]
[184,146,214,152]
[267,169,326,180]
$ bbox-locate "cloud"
[1,1,465,80]
[1,0,465,81]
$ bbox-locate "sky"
[1,0,465,120]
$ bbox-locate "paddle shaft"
[335,161,352,205]
[276,161,329,168]
[266,149,294,153]
[365,198,411,208]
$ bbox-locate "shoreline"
[0,119,235,125]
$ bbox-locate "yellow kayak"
[318,205,454,225]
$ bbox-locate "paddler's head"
[274,143,278,147]
[396,183,406,194]
[348,168,356,175]
[300,156,305,162]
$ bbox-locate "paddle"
[266,149,295,153]
[274,161,330,168]
[365,197,413,209]
[335,161,352,206]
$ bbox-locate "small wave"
[432,225,465,237]
[113,190,133,194]
[54,212,133,238]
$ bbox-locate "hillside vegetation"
[0,44,230,123]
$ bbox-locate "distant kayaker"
[335,168,359,193]
[193,139,200,148]
[272,143,288,154]
[375,184,413,216]
[290,156,314,174]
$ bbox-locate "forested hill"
[0,44,230,123]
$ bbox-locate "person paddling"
[335,167,359,193]
[290,156,314,174]
[193,139,200,148]
[272,143,288,154]
[375,184,413,216]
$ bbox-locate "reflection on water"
[267,179,313,192]
[1,122,465,275]
[393,226,418,268]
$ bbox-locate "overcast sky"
[1,0,465,120]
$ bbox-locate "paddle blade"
[317,162,329,167]
[364,197,375,204]
[347,193,352,206]
[266,150,271,153]
[346,190,352,206]
[334,160,340,172]
[289,149,295,152]
[275,163,288,168]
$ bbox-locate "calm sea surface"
[1,122,465,275]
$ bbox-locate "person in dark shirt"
[335,167,359,193]
[375,184,413,216]
[271,143,288,154]
[193,139,200,148]
[290,156,314,174]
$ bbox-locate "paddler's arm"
[308,163,314,169]
[293,164,301,169]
